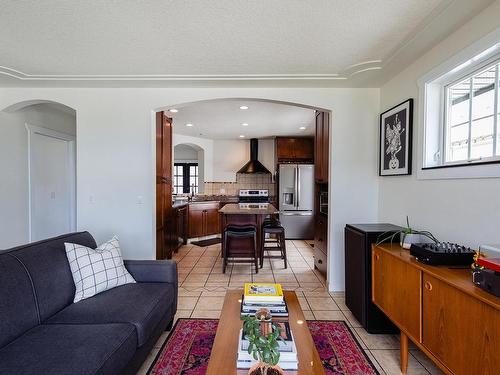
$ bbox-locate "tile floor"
[137,240,443,375]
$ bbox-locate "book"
[244,283,284,303]
[236,359,298,370]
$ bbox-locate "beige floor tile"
[333,297,349,310]
[365,350,386,374]
[410,349,444,375]
[205,281,229,287]
[306,296,339,311]
[279,282,300,290]
[297,296,311,311]
[177,296,199,310]
[329,291,345,298]
[295,273,321,283]
[190,267,213,274]
[230,274,252,283]
[196,258,218,267]
[302,290,332,297]
[195,296,226,310]
[272,267,293,274]
[303,310,315,320]
[354,328,400,349]
[184,273,209,283]
[191,309,222,319]
[181,281,206,287]
[273,274,298,283]
[342,310,363,327]
[252,273,276,283]
[297,282,325,290]
[207,274,230,282]
[312,310,346,321]
[174,309,193,320]
[201,290,228,297]
[177,288,202,297]
[370,349,429,375]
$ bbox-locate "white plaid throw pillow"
[65,236,136,303]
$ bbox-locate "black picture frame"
[379,99,413,176]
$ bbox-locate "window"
[445,61,500,163]
[173,163,198,194]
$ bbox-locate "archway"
[173,142,205,194]
[0,100,77,247]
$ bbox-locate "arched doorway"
[173,143,205,194]
[0,100,77,247]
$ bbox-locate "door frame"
[25,123,76,241]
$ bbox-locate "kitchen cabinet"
[314,111,329,183]
[175,205,188,250]
[275,137,314,163]
[372,244,500,375]
[188,202,220,238]
[314,214,327,274]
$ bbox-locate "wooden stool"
[260,222,287,269]
[223,224,258,274]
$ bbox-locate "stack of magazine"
[237,322,298,370]
[240,283,288,317]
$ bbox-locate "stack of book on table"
[237,322,298,370]
[240,283,288,317]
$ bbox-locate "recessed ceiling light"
[186,123,193,127]
[239,105,249,110]
[169,109,178,113]
[242,123,249,126]
[239,135,245,138]
[299,126,306,130]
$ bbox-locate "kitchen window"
[444,60,500,164]
[174,163,198,194]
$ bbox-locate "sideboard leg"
[400,331,409,374]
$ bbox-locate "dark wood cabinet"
[174,205,188,251]
[275,137,314,163]
[344,224,400,333]
[314,111,329,183]
[314,214,327,274]
[188,202,220,238]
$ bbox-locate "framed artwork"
[379,99,413,176]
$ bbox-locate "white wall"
[0,103,76,248]
[379,1,500,248]
[0,88,380,291]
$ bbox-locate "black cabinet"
[345,223,401,333]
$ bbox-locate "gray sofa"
[0,231,177,375]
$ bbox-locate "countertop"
[219,203,278,215]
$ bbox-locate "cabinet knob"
[374,253,380,261]
[425,281,433,291]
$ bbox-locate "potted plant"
[376,216,438,249]
[242,315,284,375]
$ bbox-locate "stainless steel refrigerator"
[278,164,314,239]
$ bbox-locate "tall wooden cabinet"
[314,111,329,183]
[372,244,500,375]
[188,202,220,238]
[275,137,314,163]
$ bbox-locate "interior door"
[278,164,297,211]
[156,112,173,259]
[30,131,75,241]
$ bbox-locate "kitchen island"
[219,203,279,270]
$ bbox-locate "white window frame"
[417,26,500,179]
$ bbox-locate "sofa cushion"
[65,236,135,303]
[0,255,39,348]
[0,323,136,375]
[46,283,175,346]
[3,232,97,321]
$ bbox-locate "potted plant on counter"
[242,315,284,375]
[376,216,438,249]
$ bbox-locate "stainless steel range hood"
[237,138,271,174]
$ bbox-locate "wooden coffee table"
[206,290,325,374]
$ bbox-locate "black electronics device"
[410,242,475,265]
[474,268,500,298]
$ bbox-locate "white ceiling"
[170,99,316,139]
[0,0,493,87]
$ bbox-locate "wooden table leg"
[400,331,408,374]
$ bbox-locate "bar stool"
[260,221,287,269]
[223,224,258,274]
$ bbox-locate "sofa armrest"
[124,260,178,286]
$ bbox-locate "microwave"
[319,192,328,215]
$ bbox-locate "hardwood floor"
[136,240,443,375]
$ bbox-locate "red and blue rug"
[148,319,378,374]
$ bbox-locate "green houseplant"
[376,216,438,249]
[242,315,284,375]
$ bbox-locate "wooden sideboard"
[372,244,499,375]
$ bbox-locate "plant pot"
[400,233,422,249]
[248,363,284,375]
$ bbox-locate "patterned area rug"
[148,319,379,375]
